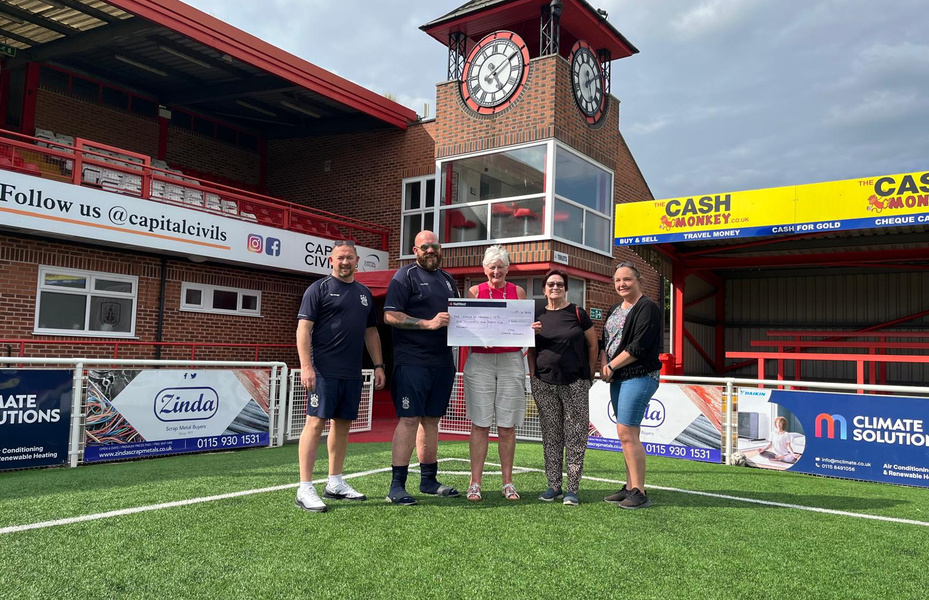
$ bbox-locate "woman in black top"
[527,269,598,506]
[600,262,663,509]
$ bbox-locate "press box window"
[180,283,261,317]
[34,267,138,337]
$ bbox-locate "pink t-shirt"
[473,281,521,354]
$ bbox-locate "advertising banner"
[0,369,72,470]
[83,369,271,463]
[588,381,722,463]
[615,170,929,245]
[737,389,929,487]
[0,171,387,275]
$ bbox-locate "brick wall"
[429,53,659,323]
[266,121,437,265]
[34,89,261,186]
[0,232,307,365]
[165,127,260,186]
[35,89,159,158]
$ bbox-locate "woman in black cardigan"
[600,262,663,509]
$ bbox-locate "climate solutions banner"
[763,389,929,487]
[615,170,929,245]
[83,369,271,463]
[588,381,722,463]
[0,369,72,470]
[0,171,387,275]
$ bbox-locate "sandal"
[466,483,482,502]
[502,483,520,501]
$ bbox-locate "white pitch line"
[0,464,396,535]
[2,457,927,533]
[514,465,929,528]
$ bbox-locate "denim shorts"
[610,375,659,427]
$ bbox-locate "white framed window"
[34,266,138,337]
[180,283,261,317]
[400,175,437,258]
[437,141,549,247]
[552,142,614,254]
[432,140,615,256]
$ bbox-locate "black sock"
[390,465,408,492]
[419,461,439,493]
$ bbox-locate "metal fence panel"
[286,369,374,441]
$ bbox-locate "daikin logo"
[154,387,219,422]
[815,413,848,439]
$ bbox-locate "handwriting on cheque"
[447,299,536,347]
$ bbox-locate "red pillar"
[714,283,725,374]
[672,267,686,374]
[20,63,40,135]
[157,114,168,160]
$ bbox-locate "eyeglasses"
[417,243,441,252]
[333,240,356,248]
[545,281,565,288]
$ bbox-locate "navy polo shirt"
[297,276,377,379]
[384,263,457,367]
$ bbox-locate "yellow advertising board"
[615,170,929,245]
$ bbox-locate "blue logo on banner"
[0,369,72,470]
[770,390,929,488]
[154,387,219,422]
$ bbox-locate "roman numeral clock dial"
[570,40,606,124]
[460,31,530,115]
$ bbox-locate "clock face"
[460,31,530,115]
[570,41,605,124]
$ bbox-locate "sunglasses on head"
[333,240,356,248]
[417,243,441,252]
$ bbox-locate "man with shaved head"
[383,230,460,505]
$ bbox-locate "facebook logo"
[265,237,281,256]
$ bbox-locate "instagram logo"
[247,234,263,253]
[265,237,281,256]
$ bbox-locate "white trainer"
[323,481,367,501]
[295,486,328,512]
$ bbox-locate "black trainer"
[618,487,652,510]
[604,484,630,504]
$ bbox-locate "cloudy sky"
[184,0,929,200]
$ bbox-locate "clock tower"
[419,0,658,322]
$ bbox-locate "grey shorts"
[462,351,527,428]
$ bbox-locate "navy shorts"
[306,375,363,420]
[391,365,456,418]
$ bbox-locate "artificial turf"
[1,441,927,600]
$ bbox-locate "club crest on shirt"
[310,394,319,408]
[360,294,369,306]
[401,397,410,410]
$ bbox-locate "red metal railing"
[0,339,298,364]
[0,130,389,250]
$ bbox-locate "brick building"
[0,0,658,387]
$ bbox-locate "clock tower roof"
[421,0,638,60]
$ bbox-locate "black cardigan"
[601,295,663,380]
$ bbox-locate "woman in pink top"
[463,245,533,501]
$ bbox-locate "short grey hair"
[482,244,510,268]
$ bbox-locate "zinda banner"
[83,369,271,463]
[588,381,722,463]
[0,369,72,470]
[761,389,929,487]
